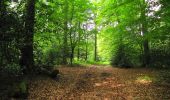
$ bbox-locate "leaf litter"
[28,66,170,100]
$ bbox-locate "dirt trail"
[28,66,170,100]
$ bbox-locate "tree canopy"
[0,0,170,72]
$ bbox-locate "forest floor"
[28,65,170,100]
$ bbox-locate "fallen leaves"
[27,66,170,100]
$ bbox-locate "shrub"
[3,63,22,75]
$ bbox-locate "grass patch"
[73,60,110,67]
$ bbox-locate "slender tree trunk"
[70,46,75,65]
[94,29,97,61]
[77,36,80,61]
[0,0,6,42]
[83,24,88,61]
[143,39,150,66]
[0,0,6,66]
[77,22,81,61]
[85,32,88,61]
[93,13,98,62]
[62,0,68,64]
[141,0,150,67]
[68,3,75,65]
[85,42,88,61]
[20,0,36,73]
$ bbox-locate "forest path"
[28,65,170,100]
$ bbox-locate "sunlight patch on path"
[135,75,153,85]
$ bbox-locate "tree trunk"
[141,0,150,67]
[0,0,6,43]
[85,33,88,61]
[77,22,81,61]
[70,46,75,66]
[84,25,88,61]
[0,0,6,66]
[143,39,150,66]
[20,0,35,73]
[62,0,68,65]
[94,29,97,61]
[77,39,80,61]
[69,3,75,65]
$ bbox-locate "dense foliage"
[0,0,170,73]
[97,0,170,67]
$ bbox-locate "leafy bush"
[3,63,22,75]
[150,48,170,67]
[34,47,44,65]
[45,48,59,66]
[111,45,133,68]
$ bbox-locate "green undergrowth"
[73,61,110,67]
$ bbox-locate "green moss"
[12,80,28,98]
[19,80,27,94]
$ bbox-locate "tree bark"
[141,0,150,67]
[94,29,97,61]
[77,22,81,61]
[70,46,75,65]
[85,31,88,61]
[62,0,68,65]
[0,0,6,41]
[0,0,9,65]
[69,3,75,65]
[20,0,36,73]
[83,24,88,61]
